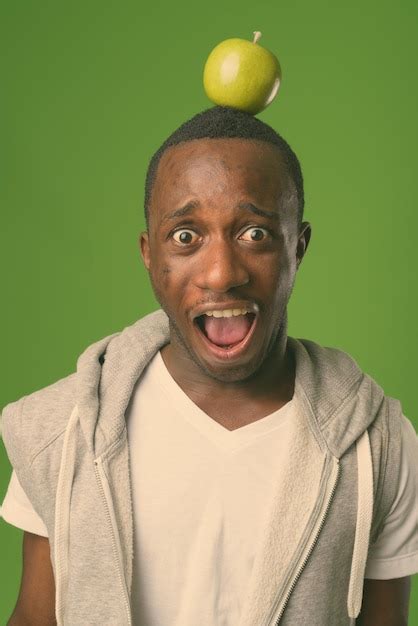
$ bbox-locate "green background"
[1,0,417,621]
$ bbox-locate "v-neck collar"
[152,349,295,454]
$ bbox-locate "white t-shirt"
[1,350,418,625]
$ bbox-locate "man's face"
[140,137,310,383]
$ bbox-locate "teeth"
[204,308,251,318]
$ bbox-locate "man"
[1,105,417,625]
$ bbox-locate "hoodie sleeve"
[1,398,49,535]
[1,398,26,474]
[1,468,49,537]
[364,415,418,579]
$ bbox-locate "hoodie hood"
[54,308,383,624]
[75,308,382,459]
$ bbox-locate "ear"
[296,222,311,269]
[139,231,151,270]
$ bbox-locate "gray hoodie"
[1,308,403,625]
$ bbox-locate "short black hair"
[143,105,304,229]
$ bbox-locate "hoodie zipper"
[267,457,340,626]
[94,456,132,625]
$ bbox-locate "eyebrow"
[161,201,280,223]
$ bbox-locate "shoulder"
[1,371,78,470]
[289,337,366,408]
[367,393,409,544]
[290,337,408,535]
[365,416,418,579]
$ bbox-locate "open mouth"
[193,312,257,356]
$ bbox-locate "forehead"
[150,138,293,219]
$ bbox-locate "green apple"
[203,31,282,115]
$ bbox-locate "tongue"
[203,314,252,346]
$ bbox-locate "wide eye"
[172,229,199,245]
[239,226,270,242]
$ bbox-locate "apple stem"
[252,31,262,44]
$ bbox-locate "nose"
[194,238,250,292]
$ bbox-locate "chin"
[196,358,263,383]
[167,308,285,383]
